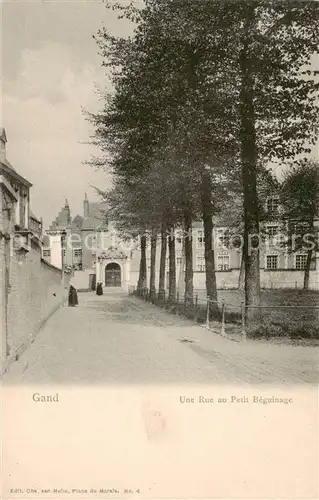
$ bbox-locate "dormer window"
[266,197,279,216]
[216,228,228,248]
[266,225,279,238]
[14,187,20,227]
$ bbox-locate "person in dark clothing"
[68,284,78,306]
[96,281,103,296]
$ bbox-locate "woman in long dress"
[68,284,78,306]
[96,281,103,296]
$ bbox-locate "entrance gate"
[105,262,121,287]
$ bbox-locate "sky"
[1,1,318,227]
[1,0,135,227]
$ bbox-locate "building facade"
[0,128,68,374]
[43,193,319,293]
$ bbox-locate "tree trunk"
[150,228,157,301]
[184,208,194,306]
[168,226,176,302]
[177,236,185,298]
[201,169,217,301]
[238,252,245,291]
[158,221,167,301]
[137,233,147,294]
[240,8,261,321]
[303,219,315,291]
[303,248,312,290]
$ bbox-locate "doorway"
[105,262,121,287]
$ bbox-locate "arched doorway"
[105,262,121,287]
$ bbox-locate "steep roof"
[49,197,108,232]
[0,159,32,186]
[75,200,108,231]
[72,214,83,230]
[0,127,7,144]
[30,209,41,222]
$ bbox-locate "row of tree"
[87,0,319,320]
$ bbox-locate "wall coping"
[263,268,316,272]
[40,258,62,273]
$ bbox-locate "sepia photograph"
[1,0,319,498]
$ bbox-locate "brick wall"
[6,241,70,364]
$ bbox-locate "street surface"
[4,290,318,385]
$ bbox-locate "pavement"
[3,290,318,385]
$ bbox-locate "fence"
[128,285,319,341]
[128,286,246,340]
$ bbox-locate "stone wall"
[5,241,70,367]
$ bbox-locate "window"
[73,249,82,258]
[217,255,230,271]
[197,231,204,249]
[24,196,29,229]
[267,197,279,216]
[176,256,182,265]
[14,188,20,226]
[43,249,51,258]
[266,225,280,246]
[175,231,183,245]
[196,254,205,271]
[267,225,278,237]
[295,254,307,270]
[291,221,309,234]
[266,255,278,270]
[216,229,228,248]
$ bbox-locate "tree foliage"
[87,0,319,307]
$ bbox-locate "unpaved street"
[4,290,318,385]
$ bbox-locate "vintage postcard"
[1,0,318,499]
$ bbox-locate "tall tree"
[137,233,148,294]
[149,227,157,301]
[88,0,319,318]
[281,159,319,290]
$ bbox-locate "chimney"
[0,128,7,162]
[83,192,89,218]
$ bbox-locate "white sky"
[2,0,135,227]
[1,0,318,226]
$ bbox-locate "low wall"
[260,270,319,289]
[6,244,70,365]
[128,268,319,292]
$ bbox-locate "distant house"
[43,194,109,288]
[0,127,32,237]
[0,128,43,250]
